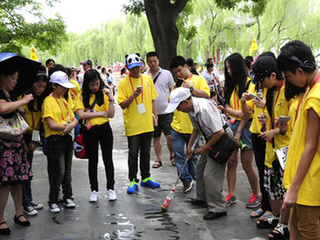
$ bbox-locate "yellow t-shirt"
[228,78,252,121]
[247,87,268,134]
[75,92,110,126]
[18,97,41,133]
[69,79,81,111]
[171,74,210,134]
[42,94,75,138]
[283,83,320,206]
[117,74,158,136]
[265,82,292,168]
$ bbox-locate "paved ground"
[3,103,271,240]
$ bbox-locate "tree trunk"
[144,0,188,70]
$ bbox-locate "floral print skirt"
[0,135,32,184]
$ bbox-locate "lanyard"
[186,74,193,85]
[271,80,284,128]
[296,74,320,121]
[70,88,76,97]
[295,90,308,122]
[50,93,68,120]
[129,75,143,105]
[310,74,320,90]
[233,89,240,110]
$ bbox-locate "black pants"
[252,133,271,212]
[47,134,73,204]
[84,122,115,191]
[127,132,153,182]
[22,133,33,207]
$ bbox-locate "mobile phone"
[176,79,184,87]
[249,93,256,98]
[136,85,142,90]
[276,115,291,124]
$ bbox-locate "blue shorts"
[228,119,253,149]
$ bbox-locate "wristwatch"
[189,87,194,93]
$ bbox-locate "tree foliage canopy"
[0,0,67,55]
[12,0,320,68]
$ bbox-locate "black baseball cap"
[252,56,278,84]
[80,59,93,66]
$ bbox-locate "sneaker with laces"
[89,191,98,203]
[226,193,237,207]
[31,201,43,210]
[49,203,60,213]
[23,205,38,216]
[246,195,261,209]
[183,180,194,193]
[107,189,117,201]
[64,199,75,208]
[140,177,160,188]
[127,180,139,194]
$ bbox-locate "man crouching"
[165,87,233,220]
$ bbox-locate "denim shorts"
[228,119,253,149]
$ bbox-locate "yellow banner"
[249,38,258,56]
[30,45,39,61]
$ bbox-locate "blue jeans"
[171,128,198,182]
[47,134,73,204]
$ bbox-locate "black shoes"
[203,211,227,220]
[191,198,207,207]
[0,221,10,235]
[14,214,30,227]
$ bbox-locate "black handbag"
[207,131,237,164]
[198,121,237,164]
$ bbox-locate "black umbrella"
[0,52,41,99]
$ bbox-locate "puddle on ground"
[144,209,180,239]
[100,213,144,240]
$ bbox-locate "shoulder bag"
[197,117,237,164]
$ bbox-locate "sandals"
[0,221,10,235]
[170,156,176,166]
[14,214,30,227]
[257,214,279,229]
[268,223,289,240]
[152,160,162,168]
[250,209,264,218]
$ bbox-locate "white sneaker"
[107,189,117,201]
[63,199,75,208]
[89,191,98,203]
[24,205,38,216]
[49,203,60,213]
[31,201,43,210]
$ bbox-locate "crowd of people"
[0,40,319,240]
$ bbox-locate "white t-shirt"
[146,67,174,115]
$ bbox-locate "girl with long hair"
[21,73,50,215]
[76,69,116,202]
[224,53,260,208]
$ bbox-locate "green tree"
[0,0,67,55]
[124,0,267,69]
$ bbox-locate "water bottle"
[239,140,248,151]
[161,189,175,212]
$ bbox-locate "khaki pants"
[291,204,320,240]
[196,152,227,213]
